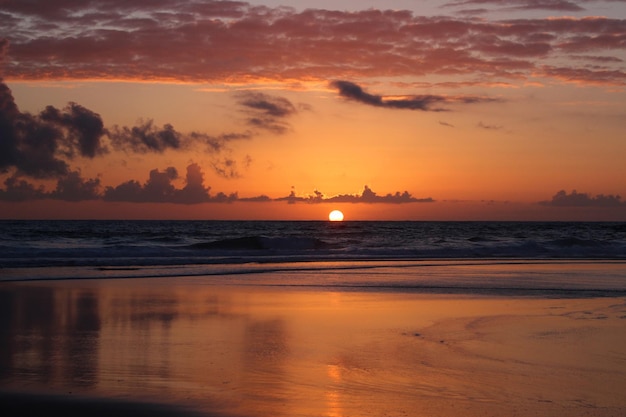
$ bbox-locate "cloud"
[539,189,625,207]
[239,195,272,202]
[0,175,47,201]
[211,157,240,179]
[0,78,268,181]
[276,185,434,204]
[477,121,503,130]
[236,92,299,134]
[109,120,184,153]
[0,79,106,178]
[39,103,107,158]
[49,170,102,201]
[103,163,236,204]
[0,170,101,201]
[330,80,498,111]
[444,0,586,12]
[0,161,447,206]
[2,2,625,86]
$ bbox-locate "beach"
[2,265,626,417]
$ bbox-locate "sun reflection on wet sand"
[325,364,343,417]
[1,277,626,417]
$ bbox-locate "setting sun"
[329,210,344,221]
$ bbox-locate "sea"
[1,220,626,295]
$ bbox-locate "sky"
[1,0,625,220]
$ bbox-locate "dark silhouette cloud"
[539,190,625,207]
[276,185,435,204]
[175,163,216,204]
[0,79,107,178]
[239,195,272,202]
[48,171,102,201]
[0,175,46,201]
[331,80,448,111]
[236,92,299,134]
[330,81,498,111]
[104,167,179,203]
[0,78,264,182]
[0,170,101,201]
[102,163,237,204]
[39,103,107,158]
[109,120,183,154]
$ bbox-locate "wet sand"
[1,275,626,417]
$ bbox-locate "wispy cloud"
[236,91,300,134]
[477,121,503,130]
[444,0,586,12]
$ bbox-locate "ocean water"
[1,220,626,294]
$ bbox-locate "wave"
[1,221,625,271]
[190,236,328,251]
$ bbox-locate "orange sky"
[1,0,625,220]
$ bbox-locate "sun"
[328,210,344,222]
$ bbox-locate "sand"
[1,275,626,417]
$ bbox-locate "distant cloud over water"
[539,190,625,207]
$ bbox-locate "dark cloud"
[330,80,497,111]
[236,92,299,134]
[175,163,214,204]
[276,185,435,204]
[0,77,265,182]
[0,170,101,201]
[39,103,107,158]
[239,194,272,202]
[1,158,433,205]
[0,97,68,178]
[48,170,102,201]
[539,190,625,207]
[195,131,253,153]
[3,2,624,86]
[0,174,47,201]
[0,80,107,178]
[0,80,21,172]
[109,120,184,153]
[102,163,237,204]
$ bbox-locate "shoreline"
[2,259,626,299]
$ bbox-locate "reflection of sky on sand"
[1,277,626,417]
